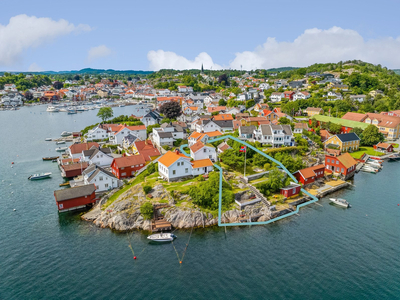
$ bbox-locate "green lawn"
[392,143,399,148]
[349,147,384,159]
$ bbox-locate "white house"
[178,86,193,93]
[140,111,162,127]
[80,165,121,192]
[259,83,270,90]
[254,124,293,147]
[270,92,284,102]
[190,141,217,161]
[109,125,146,145]
[293,91,311,101]
[350,95,366,102]
[152,123,185,148]
[158,150,214,182]
[86,124,109,141]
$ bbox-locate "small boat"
[42,156,59,161]
[28,172,52,180]
[45,138,52,141]
[119,104,125,107]
[369,156,383,161]
[55,147,68,152]
[52,159,58,163]
[59,108,67,112]
[67,108,77,114]
[329,198,350,208]
[56,141,66,144]
[60,131,72,137]
[147,233,176,242]
[76,106,85,112]
[46,106,59,112]
[361,166,378,174]
[388,153,400,161]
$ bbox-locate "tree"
[146,124,160,135]
[218,74,229,86]
[350,127,363,139]
[329,123,342,134]
[53,81,63,90]
[140,202,154,220]
[278,117,291,124]
[73,75,81,81]
[245,99,255,109]
[24,91,33,100]
[97,107,113,122]
[219,99,227,106]
[361,124,384,146]
[143,185,152,194]
[159,101,182,119]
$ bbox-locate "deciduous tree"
[97,107,114,122]
[159,101,182,119]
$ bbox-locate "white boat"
[60,131,72,137]
[119,104,125,107]
[147,233,176,242]
[361,166,378,174]
[366,161,382,169]
[329,198,350,208]
[46,106,59,112]
[55,147,68,152]
[67,108,77,114]
[45,138,52,141]
[59,108,67,112]
[76,106,85,112]
[56,140,66,144]
[28,172,52,180]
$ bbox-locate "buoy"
[11,192,13,194]
[11,162,14,164]
[398,204,399,206]
[13,209,16,211]
[179,261,182,264]
[133,256,137,260]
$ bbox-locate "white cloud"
[148,27,400,70]
[147,50,223,71]
[0,14,91,67]
[28,63,43,72]
[86,45,112,63]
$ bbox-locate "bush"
[163,145,170,150]
[140,202,154,220]
[143,185,152,194]
[197,175,205,181]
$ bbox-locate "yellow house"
[324,133,360,152]
[97,90,109,97]
[328,83,349,91]
[305,107,324,117]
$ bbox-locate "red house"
[61,162,89,178]
[283,91,295,100]
[111,155,146,179]
[280,182,301,198]
[374,142,393,152]
[293,164,325,185]
[54,184,97,212]
[324,153,357,179]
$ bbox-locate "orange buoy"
[11,162,14,164]
[179,261,182,264]
[133,256,137,260]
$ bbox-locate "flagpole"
[244,146,247,178]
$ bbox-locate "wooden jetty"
[151,204,172,232]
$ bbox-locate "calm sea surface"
[0,105,399,300]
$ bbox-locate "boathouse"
[373,142,393,153]
[280,182,301,198]
[293,164,325,185]
[54,184,97,212]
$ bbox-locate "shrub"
[143,185,152,194]
[140,202,154,220]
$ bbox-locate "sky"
[1,0,400,71]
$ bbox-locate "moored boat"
[369,156,383,161]
[388,153,400,161]
[67,108,77,114]
[56,140,66,144]
[46,106,59,112]
[45,138,52,141]
[329,198,350,208]
[60,131,72,137]
[361,166,378,174]
[147,233,176,242]
[28,172,52,180]
[42,156,59,161]
[55,147,68,152]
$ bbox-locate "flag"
[239,146,246,153]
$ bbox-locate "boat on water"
[28,172,52,180]
[329,198,350,208]
[56,140,66,144]
[76,106,85,112]
[60,131,72,137]
[119,104,125,107]
[147,233,176,242]
[59,108,68,112]
[388,153,400,161]
[55,147,68,152]
[369,156,383,161]
[67,108,77,114]
[42,156,59,161]
[45,138,52,141]
[361,166,378,174]
[366,160,382,169]
[46,106,59,112]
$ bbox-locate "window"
[59,204,63,209]
[327,159,330,163]
[204,149,207,153]
[341,168,344,173]
[121,172,126,176]
[99,176,103,181]
[173,170,176,175]
[336,167,340,172]
[177,162,180,166]
[121,167,125,170]
[105,183,109,188]
[336,161,339,164]
[185,168,188,173]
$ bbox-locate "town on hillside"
[10,61,400,229]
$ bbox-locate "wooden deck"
[151,204,172,232]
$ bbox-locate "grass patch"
[349,147,384,159]
[392,143,399,148]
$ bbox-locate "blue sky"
[1,0,400,71]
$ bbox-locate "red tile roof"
[113,155,146,168]
[296,164,325,179]
[69,142,99,154]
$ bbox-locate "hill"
[0,68,153,76]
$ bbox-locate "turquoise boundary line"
[180,135,319,226]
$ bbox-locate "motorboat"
[42,156,59,161]
[45,138,52,141]
[76,106,85,112]
[46,106,59,112]
[361,165,378,174]
[369,156,383,161]
[366,160,382,169]
[59,108,68,112]
[55,147,68,152]
[329,198,350,208]
[28,172,52,180]
[56,141,66,144]
[67,108,77,114]
[147,233,176,242]
[388,153,400,161]
[60,131,72,137]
